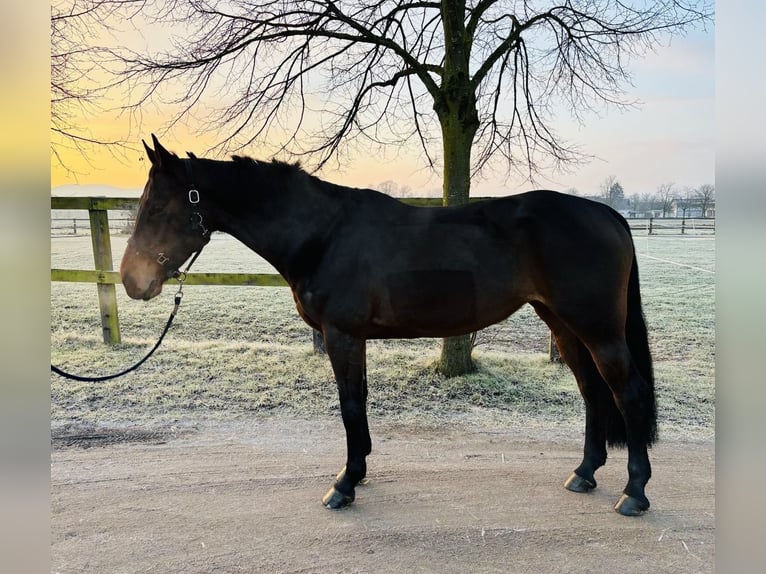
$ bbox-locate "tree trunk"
[434,0,479,377]
[437,116,477,376]
[312,328,326,354]
[434,66,479,374]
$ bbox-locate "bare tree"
[375,180,398,196]
[696,183,715,217]
[677,186,696,218]
[375,180,416,198]
[86,0,711,375]
[656,182,675,217]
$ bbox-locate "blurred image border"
[0,4,51,574]
[716,2,766,572]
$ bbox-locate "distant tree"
[628,192,640,213]
[374,180,414,198]
[601,175,625,207]
[676,187,697,218]
[656,182,675,217]
[376,180,398,196]
[610,182,625,207]
[696,183,715,217]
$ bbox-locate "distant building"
[570,193,715,219]
[670,197,715,218]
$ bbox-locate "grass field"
[51,233,714,441]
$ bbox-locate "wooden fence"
[51,196,715,347]
[630,217,715,235]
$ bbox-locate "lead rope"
[50,251,200,382]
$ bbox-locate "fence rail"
[51,195,715,346]
[50,268,288,287]
[51,218,134,235]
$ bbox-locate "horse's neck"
[212,168,341,282]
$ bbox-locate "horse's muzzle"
[120,250,165,300]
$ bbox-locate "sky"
[50,9,715,199]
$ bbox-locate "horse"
[121,135,657,516]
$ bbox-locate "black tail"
[624,246,658,445]
[600,211,657,447]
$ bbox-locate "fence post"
[88,202,121,344]
[648,218,653,235]
[549,332,562,363]
[312,329,326,354]
[681,218,686,235]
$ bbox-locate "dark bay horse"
[121,135,657,516]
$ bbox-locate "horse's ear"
[142,139,157,165]
[150,133,178,168]
[186,151,197,159]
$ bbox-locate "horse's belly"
[370,269,516,337]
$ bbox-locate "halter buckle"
[157,252,170,265]
[189,188,200,204]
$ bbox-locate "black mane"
[231,155,302,173]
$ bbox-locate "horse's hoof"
[614,493,649,516]
[564,472,596,493]
[322,486,354,510]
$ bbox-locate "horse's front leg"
[321,327,371,510]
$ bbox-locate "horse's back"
[491,190,628,233]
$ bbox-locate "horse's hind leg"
[585,340,653,516]
[530,303,609,493]
[321,327,372,510]
[559,340,612,494]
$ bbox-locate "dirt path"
[51,417,714,573]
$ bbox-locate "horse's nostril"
[144,280,157,300]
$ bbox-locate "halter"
[163,187,209,279]
[129,160,210,279]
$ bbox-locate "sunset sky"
[51,12,714,198]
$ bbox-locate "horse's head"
[120,134,211,300]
